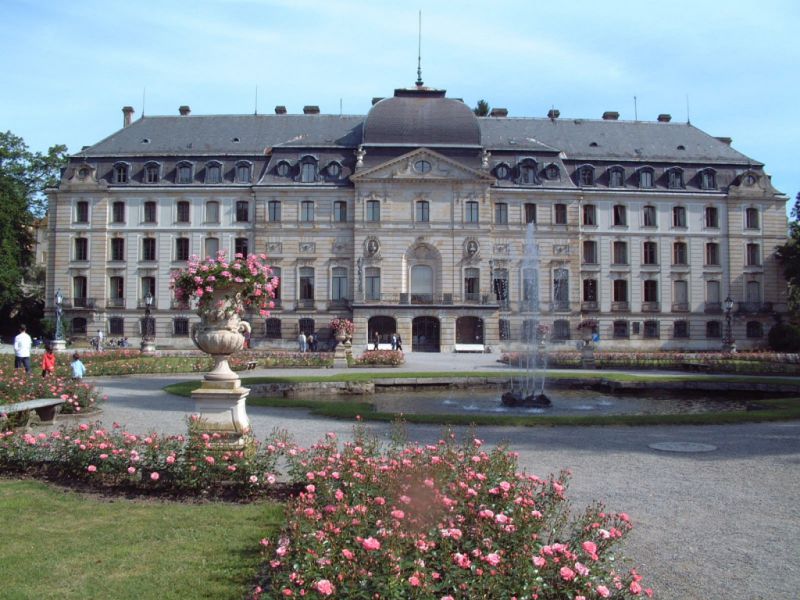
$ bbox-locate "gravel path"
[58,354,800,599]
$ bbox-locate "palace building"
[45,81,789,352]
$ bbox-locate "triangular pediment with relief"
[350,148,495,183]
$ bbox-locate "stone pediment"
[350,148,494,183]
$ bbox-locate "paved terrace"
[9,348,800,599]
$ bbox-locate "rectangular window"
[583,279,597,302]
[110,238,125,261]
[706,243,720,266]
[76,201,89,223]
[613,321,629,339]
[639,169,653,188]
[524,203,537,224]
[674,321,690,338]
[141,276,156,299]
[582,204,596,226]
[674,280,688,310]
[643,280,659,302]
[613,279,628,302]
[613,241,628,265]
[205,201,219,224]
[177,201,190,223]
[268,200,281,222]
[301,201,314,222]
[705,206,719,228]
[644,320,660,339]
[205,237,219,259]
[331,267,348,300]
[142,238,156,261]
[145,164,159,184]
[74,238,88,261]
[208,163,225,182]
[175,238,189,261]
[299,267,314,300]
[668,169,684,189]
[673,242,687,265]
[416,201,429,222]
[114,164,128,183]
[236,201,249,222]
[177,165,192,184]
[745,208,759,229]
[554,203,567,225]
[110,276,124,300]
[673,206,686,228]
[111,202,125,224]
[643,241,658,265]
[334,201,347,223]
[613,204,626,226]
[236,164,251,183]
[144,201,157,223]
[706,321,721,338]
[265,318,281,339]
[464,268,479,302]
[493,270,509,308]
[495,202,508,225]
[582,240,597,264]
[366,200,380,222]
[643,206,657,227]
[234,237,248,258]
[365,267,381,300]
[465,201,479,223]
[109,317,125,335]
[746,243,760,266]
[174,318,190,336]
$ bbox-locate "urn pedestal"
[333,331,348,368]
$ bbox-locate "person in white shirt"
[97,329,104,351]
[13,324,33,373]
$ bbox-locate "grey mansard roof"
[80,98,757,167]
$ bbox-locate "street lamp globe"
[723,296,734,313]
[145,291,154,308]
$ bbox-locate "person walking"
[373,331,379,351]
[41,343,56,377]
[307,333,315,352]
[13,324,32,373]
[96,329,104,352]
[396,334,403,352]
[298,331,307,353]
[70,353,87,380]
[391,333,398,351]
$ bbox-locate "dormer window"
[494,163,510,179]
[326,162,342,178]
[299,157,318,183]
[667,168,685,189]
[275,161,291,177]
[743,173,758,185]
[517,159,538,184]
[236,162,251,183]
[608,167,625,187]
[113,163,129,184]
[545,164,560,180]
[206,162,222,184]
[577,165,594,186]
[700,169,717,190]
[144,162,160,184]
[177,162,193,184]
[638,167,654,188]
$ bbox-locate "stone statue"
[481,149,491,170]
[355,145,366,168]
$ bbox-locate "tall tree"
[473,99,490,116]
[775,192,800,319]
[0,131,68,331]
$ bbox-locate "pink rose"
[391,510,405,520]
[361,537,381,551]
[87,465,97,473]
[596,585,611,598]
[560,566,576,581]
[150,471,160,481]
[485,552,501,566]
[314,579,334,596]
[408,575,421,587]
[630,581,642,594]
[127,467,136,475]
[533,556,546,568]
[341,548,354,560]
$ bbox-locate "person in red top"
[41,343,56,377]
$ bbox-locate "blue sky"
[2,0,797,209]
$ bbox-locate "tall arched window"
[553,268,569,311]
[300,159,317,183]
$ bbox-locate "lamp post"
[722,295,736,352]
[141,291,156,354]
[53,289,66,352]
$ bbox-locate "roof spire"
[416,10,424,87]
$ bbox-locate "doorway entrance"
[412,316,440,352]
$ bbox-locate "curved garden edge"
[162,371,800,428]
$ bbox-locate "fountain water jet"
[501,223,552,408]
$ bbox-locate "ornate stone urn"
[190,286,252,447]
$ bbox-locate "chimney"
[489,108,508,117]
[274,105,287,114]
[122,106,134,127]
[179,105,191,116]
[303,105,320,114]
[715,136,732,146]
[657,113,672,123]
[602,111,620,120]
[371,97,385,105]
[547,109,560,119]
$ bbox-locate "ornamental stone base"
[191,379,252,448]
[52,339,67,353]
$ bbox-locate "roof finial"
[416,10,424,87]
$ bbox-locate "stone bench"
[0,398,65,424]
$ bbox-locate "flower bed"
[0,367,102,415]
[352,350,405,367]
[254,429,651,599]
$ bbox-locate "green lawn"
[0,480,282,599]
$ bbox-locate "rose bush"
[0,366,102,415]
[254,428,652,599]
[353,350,405,367]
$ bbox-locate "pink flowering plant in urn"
[328,318,355,338]
[170,252,278,380]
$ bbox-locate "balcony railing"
[328,299,351,310]
[107,297,126,308]
[611,301,630,312]
[296,299,315,310]
[71,297,96,309]
[641,301,661,312]
[551,301,571,313]
[581,301,599,312]
[704,302,722,314]
[137,298,157,309]
[671,302,690,312]
[737,301,773,315]
[171,299,191,310]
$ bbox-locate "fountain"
[501,223,552,408]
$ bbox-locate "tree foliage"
[775,192,800,319]
[0,131,68,333]
[473,99,490,116]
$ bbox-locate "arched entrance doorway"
[456,316,484,344]
[412,316,440,352]
[368,316,397,347]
